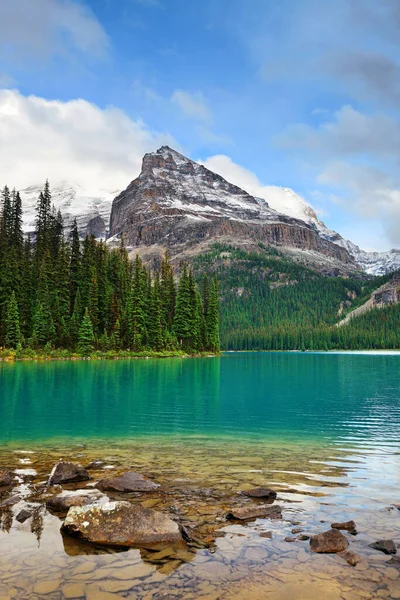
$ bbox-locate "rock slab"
[62,500,182,547]
[46,490,105,512]
[226,504,282,521]
[331,520,356,531]
[48,460,90,485]
[310,529,349,554]
[96,471,159,493]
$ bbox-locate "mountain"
[17,146,400,275]
[108,146,355,275]
[20,181,117,239]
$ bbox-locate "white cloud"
[202,154,318,223]
[171,90,211,123]
[0,0,109,61]
[0,89,175,191]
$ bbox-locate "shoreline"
[0,350,220,362]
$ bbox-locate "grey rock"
[331,520,356,531]
[46,490,105,512]
[226,504,282,521]
[310,529,349,554]
[369,539,397,555]
[16,509,32,523]
[62,500,182,547]
[48,460,90,485]
[96,471,159,493]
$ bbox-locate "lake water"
[0,352,399,599]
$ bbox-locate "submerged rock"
[46,490,105,512]
[387,556,400,569]
[331,520,356,531]
[16,508,32,523]
[243,487,277,500]
[48,460,90,485]
[0,470,12,487]
[310,529,349,553]
[0,495,20,508]
[369,539,397,555]
[62,500,182,547]
[96,471,159,493]
[339,549,361,566]
[226,504,282,521]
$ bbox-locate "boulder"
[226,504,282,521]
[0,470,12,487]
[48,460,90,485]
[96,471,159,493]
[331,520,356,531]
[310,529,349,554]
[243,487,277,500]
[62,500,182,547]
[339,549,361,566]
[369,539,397,555]
[46,490,105,512]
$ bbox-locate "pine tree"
[148,273,164,350]
[31,301,56,348]
[4,291,21,349]
[206,276,220,352]
[77,308,94,355]
[69,219,81,314]
[173,263,192,349]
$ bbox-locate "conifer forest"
[0,184,220,356]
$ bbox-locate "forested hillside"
[0,184,220,357]
[193,244,399,350]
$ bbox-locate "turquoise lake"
[0,353,400,600]
[0,352,399,445]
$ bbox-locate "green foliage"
[4,291,21,349]
[77,308,95,355]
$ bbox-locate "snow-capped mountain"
[20,181,119,239]
[17,146,400,276]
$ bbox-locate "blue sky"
[1,0,400,250]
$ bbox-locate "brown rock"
[331,520,356,531]
[62,500,182,547]
[310,529,349,553]
[96,471,159,493]
[339,549,361,566]
[46,491,104,512]
[61,582,86,599]
[243,487,277,500]
[226,504,282,521]
[259,531,272,538]
[33,580,61,595]
[48,460,90,485]
[0,470,12,487]
[369,539,397,555]
[387,556,400,569]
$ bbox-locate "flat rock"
[15,509,32,523]
[310,529,349,553]
[46,490,105,512]
[61,582,86,599]
[86,460,105,470]
[0,495,20,508]
[243,487,277,500]
[339,549,361,566]
[331,520,356,531]
[226,504,282,521]
[0,470,12,487]
[33,580,61,595]
[369,539,397,555]
[387,556,400,569]
[62,500,182,547]
[48,460,90,485]
[96,471,159,493]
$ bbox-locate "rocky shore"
[0,450,399,600]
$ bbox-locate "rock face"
[369,539,397,555]
[48,461,90,485]
[310,529,349,554]
[62,501,182,547]
[109,146,355,272]
[96,471,159,493]
[0,470,12,487]
[226,505,282,521]
[243,487,277,500]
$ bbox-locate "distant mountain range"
[19,146,400,276]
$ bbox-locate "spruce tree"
[173,264,192,349]
[206,276,220,352]
[4,291,21,349]
[77,308,94,355]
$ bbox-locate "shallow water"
[0,353,399,599]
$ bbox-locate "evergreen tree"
[173,264,193,349]
[77,308,94,355]
[4,291,21,349]
[206,276,220,352]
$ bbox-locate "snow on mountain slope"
[20,181,119,238]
